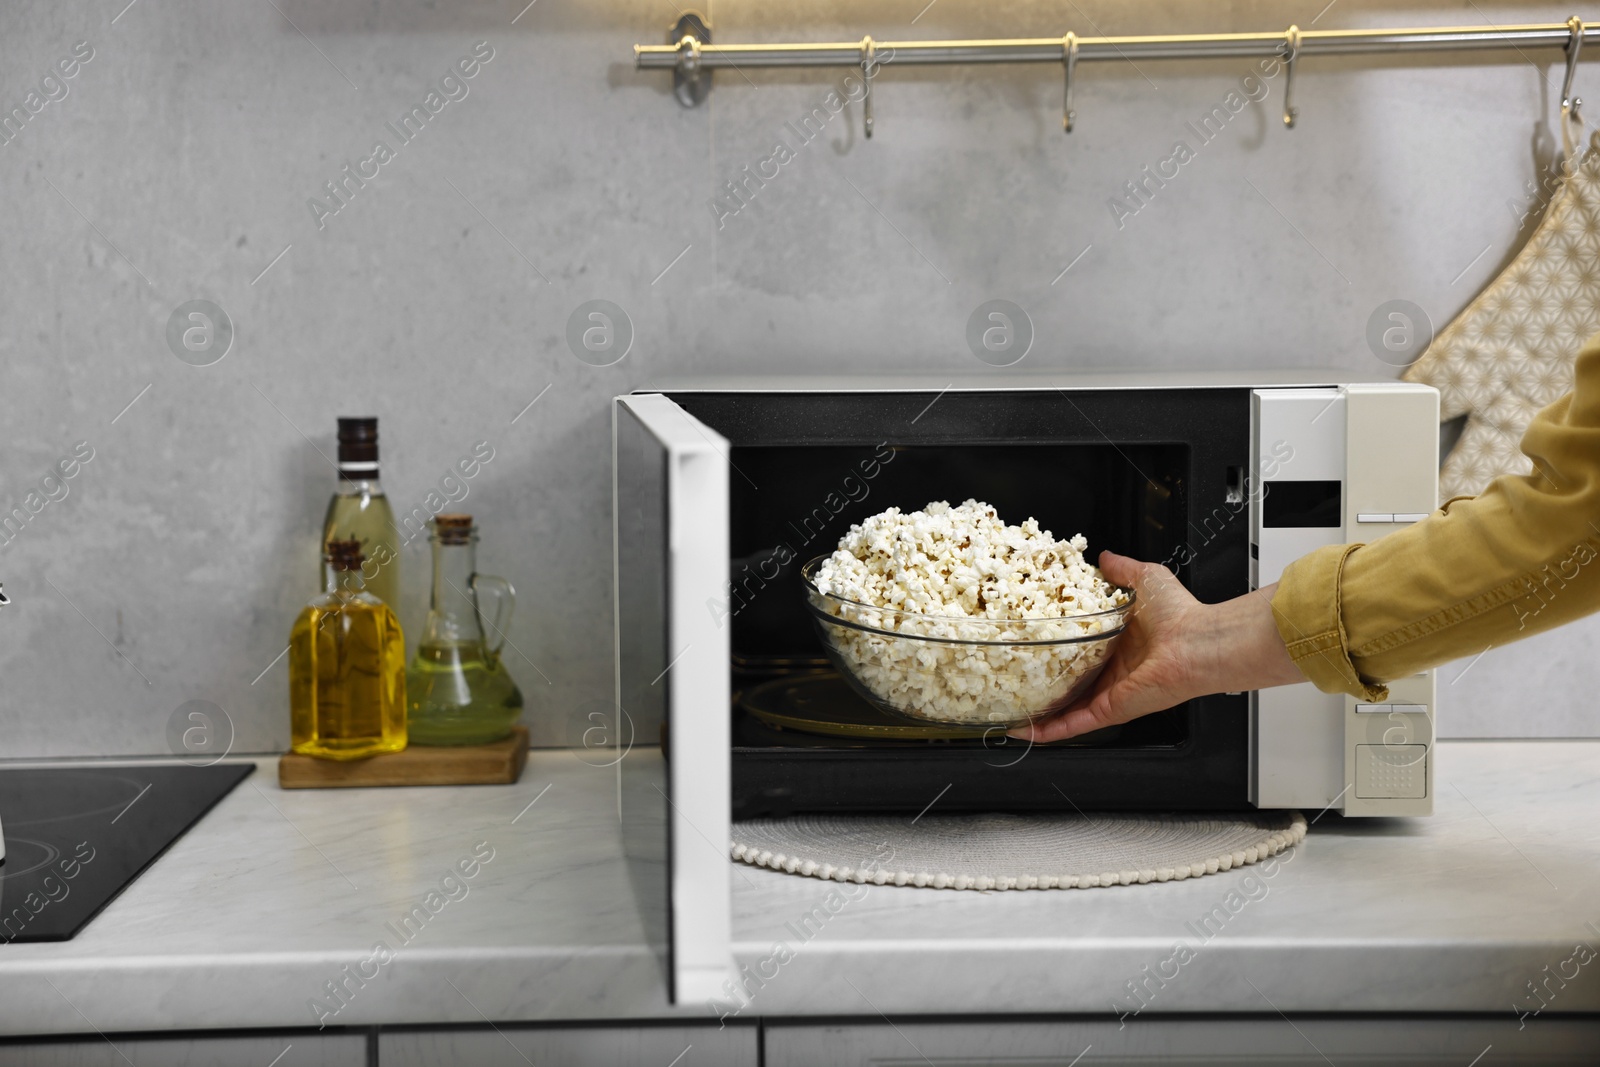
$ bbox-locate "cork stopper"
[433,514,474,545]
[324,537,366,570]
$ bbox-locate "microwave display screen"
[1262,479,1343,528]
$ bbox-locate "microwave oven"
[612,372,1439,1002]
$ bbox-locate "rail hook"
[1282,24,1302,128]
[861,36,878,138]
[668,12,712,108]
[1563,15,1584,122]
[677,33,701,82]
[1062,32,1080,133]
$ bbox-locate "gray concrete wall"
[2,0,1595,756]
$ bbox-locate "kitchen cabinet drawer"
[381,1022,757,1066]
[0,1033,363,1066]
[764,1017,1600,1065]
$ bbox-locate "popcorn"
[808,500,1129,725]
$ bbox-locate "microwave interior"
[666,388,1256,817]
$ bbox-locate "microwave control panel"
[1249,383,1440,817]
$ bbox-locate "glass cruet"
[405,514,524,745]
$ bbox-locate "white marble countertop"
[1,741,1598,1037]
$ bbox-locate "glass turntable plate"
[738,672,1125,743]
[740,673,1007,740]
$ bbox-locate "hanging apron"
[1405,112,1600,499]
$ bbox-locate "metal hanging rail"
[636,16,1595,134]
[637,22,1600,67]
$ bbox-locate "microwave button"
[1354,703,1390,714]
[1356,512,1394,524]
[1389,704,1429,714]
[1393,512,1430,523]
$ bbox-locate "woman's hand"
[1010,551,1306,743]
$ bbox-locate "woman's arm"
[1276,336,1600,699]
[1017,555,1304,742]
[1023,331,1600,740]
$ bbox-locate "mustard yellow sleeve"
[1272,334,1600,699]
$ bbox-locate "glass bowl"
[800,555,1133,729]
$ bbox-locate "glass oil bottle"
[321,417,400,610]
[406,514,524,745]
[290,538,407,759]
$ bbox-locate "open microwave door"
[613,393,734,1004]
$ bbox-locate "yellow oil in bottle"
[322,417,400,610]
[290,540,407,760]
[322,489,399,610]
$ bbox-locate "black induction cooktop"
[0,762,254,943]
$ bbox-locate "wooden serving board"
[278,726,529,789]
